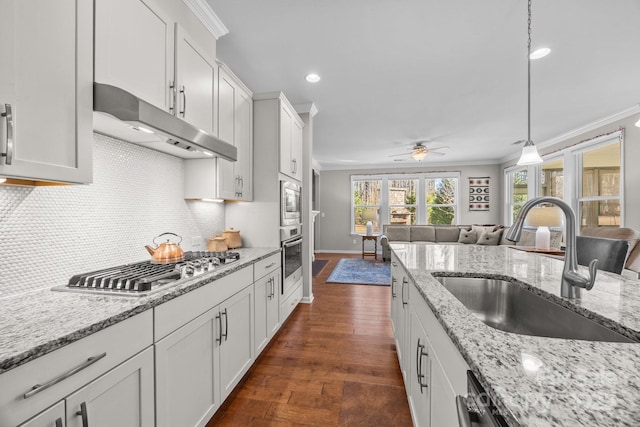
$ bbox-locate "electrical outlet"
[353,239,357,244]
[191,236,202,248]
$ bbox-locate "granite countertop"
[0,247,280,375]
[391,243,640,427]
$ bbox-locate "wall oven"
[281,180,301,226]
[282,234,303,296]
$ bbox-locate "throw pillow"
[458,229,477,244]
[476,229,502,245]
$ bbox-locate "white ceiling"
[207,0,640,170]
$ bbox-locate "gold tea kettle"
[145,232,185,264]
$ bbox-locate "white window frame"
[572,132,624,228]
[504,166,531,226]
[350,172,460,234]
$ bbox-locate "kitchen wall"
[315,164,501,253]
[0,133,224,298]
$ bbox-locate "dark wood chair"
[576,236,630,274]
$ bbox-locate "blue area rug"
[326,258,391,286]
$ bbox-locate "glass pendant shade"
[412,151,427,161]
[517,142,543,165]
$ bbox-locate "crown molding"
[182,0,229,39]
[500,103,640,164]
[294,102,319,117]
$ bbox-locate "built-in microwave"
[281,180,301,226]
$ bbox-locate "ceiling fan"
[389,142,448,161]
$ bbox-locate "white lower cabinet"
[391,262,470,427]
[154,273,254,427]
[155,308,220,427]
[218,285,254,400]
[254,254,282,355]
[408,312,430,427]
[19,347,154,427]
[390,254,410,384]
[3,311,154,427]
[65,347,154,427]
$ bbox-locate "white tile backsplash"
[0,133,225,298]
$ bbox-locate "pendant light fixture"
[517,0,543,166]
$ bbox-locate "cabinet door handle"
[169,81,176,114]
[391,277,397,298]
[416,338,429,393]
[23,352,107,399]
[216,312,223,344]
[1,103,14,165]
[222,308,228,341]
[401,278,408,307]
[55,418,63,427]
[179,85,187,117]
[76,401,89,427]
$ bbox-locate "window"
[351,173,459,233]
[425,178,457,224]
[576,140,621,230]
[389,179,417,225]
[353,178,381,234]
[506,168,528,224]
[540,157,564,198]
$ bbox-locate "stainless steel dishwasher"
[456,371,509,427]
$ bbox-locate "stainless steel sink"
[435,276,636,343]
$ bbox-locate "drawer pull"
[264,262,276,269]
[24,352,107,399]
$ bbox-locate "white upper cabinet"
[95,0,215,134]
[185,63,252,201]
[0,0,92,184]
[174,25,216,135]
[279,100,303,180]
[216,64,253,200]
[94,0,173,111]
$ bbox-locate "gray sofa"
[379,224,562,262]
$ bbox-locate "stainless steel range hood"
[93,83,237,161]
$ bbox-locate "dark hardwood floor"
[207,253,412,426]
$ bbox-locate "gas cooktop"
[52,251,240,297]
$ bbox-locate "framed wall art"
[469,177,490,211]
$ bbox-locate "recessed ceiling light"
[530,47,551,59]
[305,73,320,83]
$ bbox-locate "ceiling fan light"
[412,151,427,161]
[517,142,543,165]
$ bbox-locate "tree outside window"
[426,178,456,224]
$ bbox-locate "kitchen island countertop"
[391,243,640,427]
[0,247,280,375]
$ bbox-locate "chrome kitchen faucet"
[505,196,598,299]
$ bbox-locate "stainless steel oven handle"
[24,352,107,399]
[283,239,302,248]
